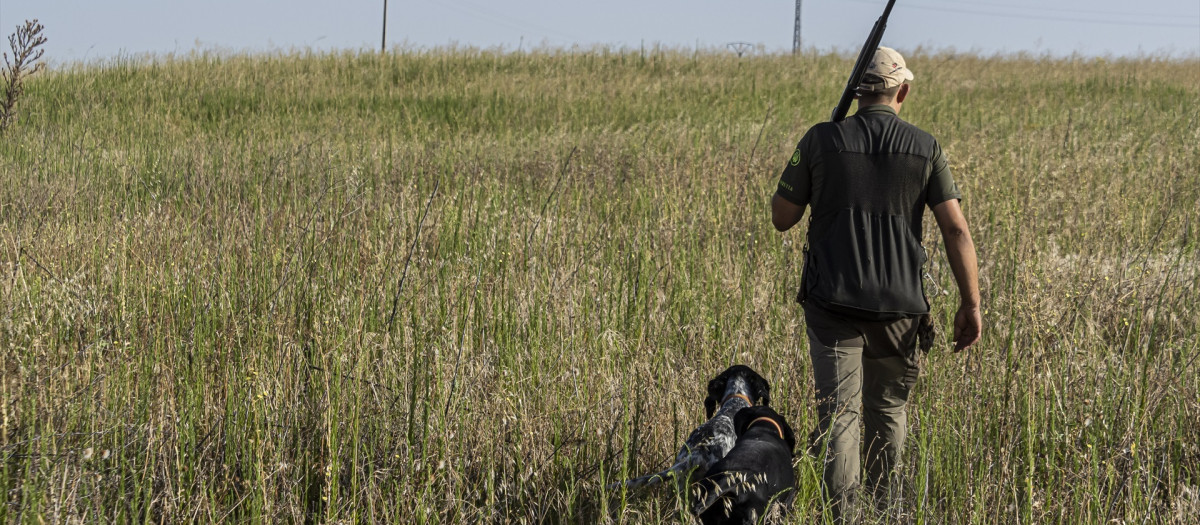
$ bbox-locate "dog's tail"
[688,471,768,516]
[605,457,700,491]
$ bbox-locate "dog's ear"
[778,413,798,452]
[704,396,717,419]
[732,406,761,437]
[751,372,771,407]
[733,407,750,436]
[706,369,731,417]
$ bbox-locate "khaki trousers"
[804,304,921,522]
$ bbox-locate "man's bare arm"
[771,193,805,232]
[931,199,981,351]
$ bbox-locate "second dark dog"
[689,406,797,525]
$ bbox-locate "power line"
[927,0,1199,20]
[423,0,580,43]
[844,0,1200,28]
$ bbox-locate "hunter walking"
[771,47,982,521]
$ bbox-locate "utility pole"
[381,0,388,53]
[793,0,802,54]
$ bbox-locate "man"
[770,47,982,521]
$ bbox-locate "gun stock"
[830,0,898,122]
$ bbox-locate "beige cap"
[857,46,914,93]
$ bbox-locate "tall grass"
[1,47,1197,523]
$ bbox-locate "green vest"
[778,105,960,320]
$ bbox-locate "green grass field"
[1,47,1198,523]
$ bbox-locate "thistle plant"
[1,19,47,133]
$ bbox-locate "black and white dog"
[689,406,797,525]
[610,365,771,490]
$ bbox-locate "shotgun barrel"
[830,0,899,122]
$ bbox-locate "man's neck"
[857,100,902,114]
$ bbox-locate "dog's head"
[703,365,771,419]
[733,406,797,452]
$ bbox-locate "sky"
[1,0,1197,67]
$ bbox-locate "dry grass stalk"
[1,19,47,133]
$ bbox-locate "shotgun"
[830,0,899,122]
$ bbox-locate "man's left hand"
[953,304,982,352]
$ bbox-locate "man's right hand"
[953,304,982,352]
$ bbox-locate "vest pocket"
[797,245,816,304]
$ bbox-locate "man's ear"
[896,83,910,104]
